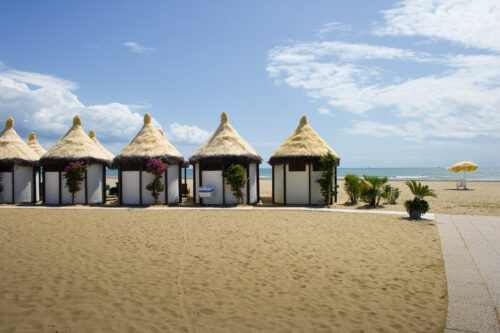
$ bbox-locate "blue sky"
[1,0,499,167]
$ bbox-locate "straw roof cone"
[447,161,478,173]
[189,112,262,164]
[89,130,114,160]
[27,132,46,158]
[39,116,113,168]
[269,115,339,165]
[112,113,184,169]
[0,117,39,167]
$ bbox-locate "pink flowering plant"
[145,158,168,204]
[63,161,88,204]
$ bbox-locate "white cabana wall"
[87,164,104,204]
[44,171,59,204]
[0,167,38,203]
[0,171,13,203]
[120,164,181,205]
[14,166,34,203]
[194,162,200,203]
[167,164,180,203]
[273,163,324,205]
[195,162,258,205]
[44,164,106,205]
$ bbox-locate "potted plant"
[223,164,248,204]
[63,161,88,205]
[145,158,168,205]
[404,180,437,219]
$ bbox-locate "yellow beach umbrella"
[446,161,478,189]
[446,161,478,173]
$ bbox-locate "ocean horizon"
[106,167,500,181]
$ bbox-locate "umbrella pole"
[464,171,467,190]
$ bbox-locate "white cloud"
[0,65,210,147]
[374,0,500,52]
[166,123,211,144]
[123,42,154,54]
[267,44,500,141]
[317,22,351,37]
[318,107,334,116]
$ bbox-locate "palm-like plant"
[361,175,388,206]
[405,180,437,200]
[404,180,437,219]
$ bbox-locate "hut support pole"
[85,170,88,205]
[283,164,287,205]
[165,165,169,205]
[334,166,338,203]
[222,163,225,205]
[118,169,123,205]
[199,164,203,205]
[271,165,274,204]
[257,164,260,203]
[11,165,15,204]
[308,163,311,206]
[193,164,197,204]
[58,168,62,205]
[43,168,46,204]
[246,165,250,205]
[178,164,181,203]
[32,167,36,203]
[102,166,106,204]
[139,167,143,205]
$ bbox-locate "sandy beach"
[106,177,500,216]
[0,209,446,332]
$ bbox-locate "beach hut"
[27,132,47,157]
[40,116,112,205]
[112,113,185,205]
[0,118,40,203]
[189,112,262,205]
[268,115,340,205]
[89,130,114,160]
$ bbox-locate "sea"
[106,167,500,181]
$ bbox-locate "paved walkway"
[437,214,500,333]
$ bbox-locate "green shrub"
[223,164,248,204]
[383,185,400,205]
[343,174,362,204]
[360,175,388,206]
[315,152,337,207]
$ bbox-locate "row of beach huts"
[0,112,340,206]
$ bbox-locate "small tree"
[343,174,362,204]
[223,164,248,204]
[315,152,337,207]
[383,184,400,205]
[360,175,388,206]
[404,180,437,219]
[63,161,88,205]
[145,158,168,204]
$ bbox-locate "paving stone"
[444,329,475,333]
[447,281,493,306]
[446,301,500,333]
[443,254,476,269]
[446,267,483,284]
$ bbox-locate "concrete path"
[437,214,500,333]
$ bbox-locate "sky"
[1,0,499,168]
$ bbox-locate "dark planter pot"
[408,209,423,219]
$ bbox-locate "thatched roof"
[0,118,40,168]
[189,112,262,164]
[39,116,113,169]
[112,113,185,169]
[268,115,339,165]
[27,132,47,158]
[89,130,114,161]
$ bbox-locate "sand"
[134,178,498,216]
[0,209,446,332]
